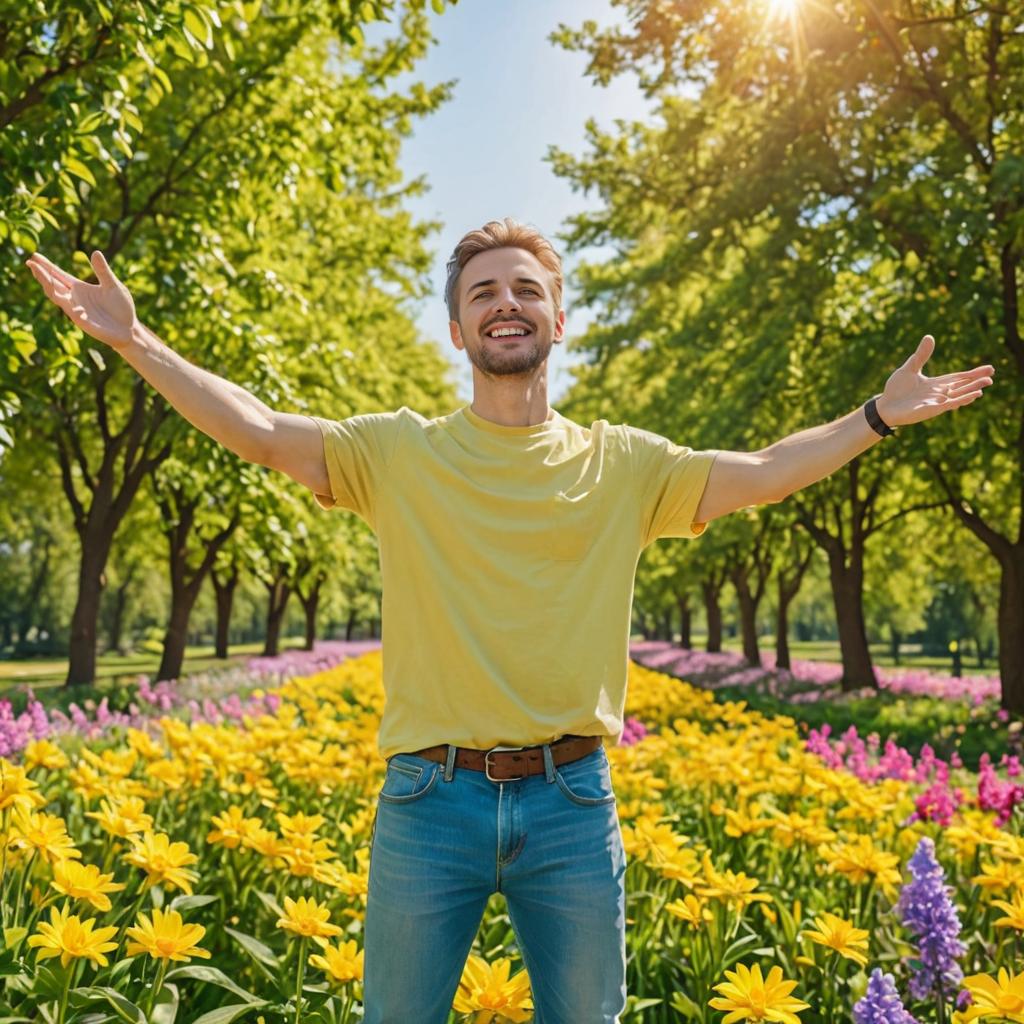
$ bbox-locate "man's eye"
[521,289,538,295]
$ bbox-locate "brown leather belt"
[407,734,603,782]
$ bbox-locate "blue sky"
[366,1,653,403]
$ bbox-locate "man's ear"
[553,307,566,344]
[449,319,463,349]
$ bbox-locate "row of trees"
[2,0,459,684]
[554,0,1023,708]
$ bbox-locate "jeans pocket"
[553,747,616,807]
[379,754,440,804]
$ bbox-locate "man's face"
[449,247,565,378]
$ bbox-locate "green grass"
[0,637,312,694]
[683,634,989,674]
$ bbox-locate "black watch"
[864,395,896,437]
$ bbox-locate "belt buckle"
[484,744,528,783]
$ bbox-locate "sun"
[765,0,801,20]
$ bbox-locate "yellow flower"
[308,939,364,984]
[697,852,772,912]
[972,858,1024,895]
[276,896,343,946]
[9,809,82,865]
[817,834,902,899]
[51,861,126,912]
[123,832,199,894]
[27,903,118,969]
[207,806,263,849]
[125,907,211,962]
[452,954,533,1021]
[0,758,44,812]
[276,811,325,837]
[22,739,69,772]
[709,962,811,1024]
[956,966,1024,1022]
[666,894,713,929]
[86,797,154,839]
[801,912,869,967]
[992,890,1024,931]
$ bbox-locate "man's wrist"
[864,394,897,437]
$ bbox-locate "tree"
[7,0,456,683]
[552,0,1020,701]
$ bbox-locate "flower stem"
[56,964,72,1024]
[294,937,308,1024]
[146,958,169,1017]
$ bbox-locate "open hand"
[876,335,994,427]
[25,250,137,351]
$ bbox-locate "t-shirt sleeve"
[626,426,719,546]
[309,410,405,526]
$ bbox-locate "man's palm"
[26,250,136,350]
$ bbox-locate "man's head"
[447,218,565,379]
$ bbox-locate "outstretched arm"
[694,335,995,524]
[25,249,329,495]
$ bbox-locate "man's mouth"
[484,325,532,339]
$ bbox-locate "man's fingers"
[909,334,935,373]
[90,250,117,287]
[28,253,78,289]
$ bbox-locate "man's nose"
[495,288,521,311]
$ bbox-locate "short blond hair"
[445,218,563,321]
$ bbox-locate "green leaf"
[252,889,284,919]
[169,893,219,912]
[191,1004,268,1024]
[431,0,446,12]
[2,927,27,950]
[71,987,146,1024]
[224,926,280,969]
[150,981,179,1024]
[65,158,96,186]
[164,965,262,1003]
[184,6,214,48]
[77,110,105,134]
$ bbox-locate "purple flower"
[853,968,919,1024]
[897,836,965,1001]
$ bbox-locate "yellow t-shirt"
[312,404,717,759]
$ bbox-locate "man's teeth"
[488,327,528,337]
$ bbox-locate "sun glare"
[766,0,801,20]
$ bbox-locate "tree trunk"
[973,634,986,669]
[702,579,723,653]
[212,567,240,659]
[57,379,173,686]
[676,593,691,649]
[155,495,238,682]
[67,531,115,685]
[263,578,291,657]
[157,594,194,682]
[661,609,672,642]
[299,580,322,652]
[826,546,876,690]
[345,608,357,641]
[890,626,902,666]
[775,580,792,671]
[106,569,135,655]
[731,565,762,667]
[998,547,1024,712]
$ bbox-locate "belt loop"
[444,743,457,782]
[541,743,555,783]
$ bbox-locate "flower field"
[1,650,1023,1023]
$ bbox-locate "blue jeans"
[362,741,627,1023]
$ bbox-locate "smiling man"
[26,218,993,1023]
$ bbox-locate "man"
[25,219,993,1022]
